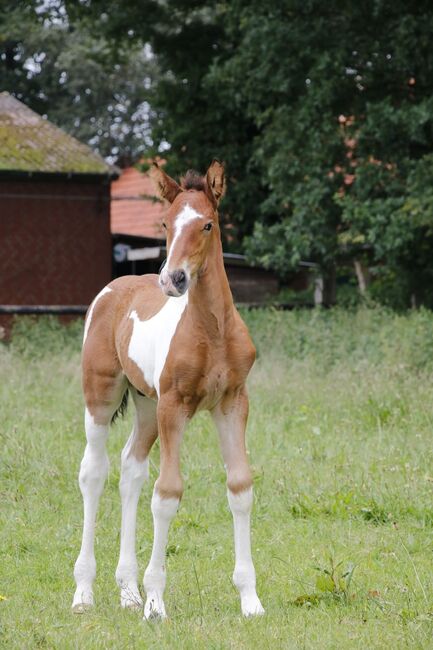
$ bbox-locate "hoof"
[122,600,143,612]
[72,602,93,615]
[120,587,143,611]
[241,594,265,618]
[144,596,167,621]
[72,588,94,614]
[144,609,166,621]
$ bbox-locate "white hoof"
[72,588,94,614]
[241,593,265,617]
[120,586,143,611]
[144,595,167,621]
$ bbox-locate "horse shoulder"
[226,314,256,377]
[159,313,209,397]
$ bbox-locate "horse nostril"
[171,269,186,289]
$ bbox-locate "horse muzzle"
[159,267,189,297]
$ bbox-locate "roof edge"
[0,169,119,182]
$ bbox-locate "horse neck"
[187,233,234,335]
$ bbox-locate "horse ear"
[206,159,226,207]
[148,162,182,203]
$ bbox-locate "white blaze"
[166,204,203,269]
[128,292,188,395]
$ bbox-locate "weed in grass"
[293,556,357,607]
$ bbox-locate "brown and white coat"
[72,160,264,618]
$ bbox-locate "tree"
[5,1,433,306]
[212,1,433,304]
[72,0,433,306]
[0,1,157,162]
[63,0,266,249]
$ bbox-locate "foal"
[72,160,264,619]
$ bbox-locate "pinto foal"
[72,160,264,619]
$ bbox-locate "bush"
[4,307,433,377]
[6,316,83,359]
[242,305,433,372]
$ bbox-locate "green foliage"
[64,0,268,246]
[235,1,433,306]
[241,305,433,372]
[0,1,157,161]
[73,0,433,305]
[337,151,433,307]
[293,557,356,606]
[8,315,83,358]
[4,1,433,305]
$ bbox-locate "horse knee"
[85,408,109,444]
[151,489,180,520]
[155,474,183,501]
[227,485,253,515]
[226,466,252,496]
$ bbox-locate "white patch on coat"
[116,425,150,609]
[166,204,203,269]
[128,291,188,396]
[143,490,180,619]
[72,408,109,611]
[227,487,265,617]
[83,286,112,344]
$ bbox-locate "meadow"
[1,307,433,649]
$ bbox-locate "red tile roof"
[111,166,165,239]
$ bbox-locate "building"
[111,165,165,240]
[0,90,305,333]
[0,92,117,325]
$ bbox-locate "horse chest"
[126,293,188,397]
[125,296,253,409]
[201,361,230,398]
[168,338,250,412]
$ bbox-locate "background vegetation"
[1,311,433,648]
[2,1,433,307]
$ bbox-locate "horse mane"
[181,170,207,192]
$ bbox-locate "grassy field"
[1,307,433,649]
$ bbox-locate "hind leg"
[72,358,126,613]
[72,407,111,612]
[115,391,158,610]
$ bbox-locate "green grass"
[1,308,433,649]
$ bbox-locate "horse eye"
[203,222,213,231]
[162,222,167,229]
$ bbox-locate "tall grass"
[1,308,432,649]
[242,305,433,372]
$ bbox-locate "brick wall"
[0,178,111,305]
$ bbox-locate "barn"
[0,92,117,327]
[0,91,308,334]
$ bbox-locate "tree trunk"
[353,259,370,295]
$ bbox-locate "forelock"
[181,170,207,192]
